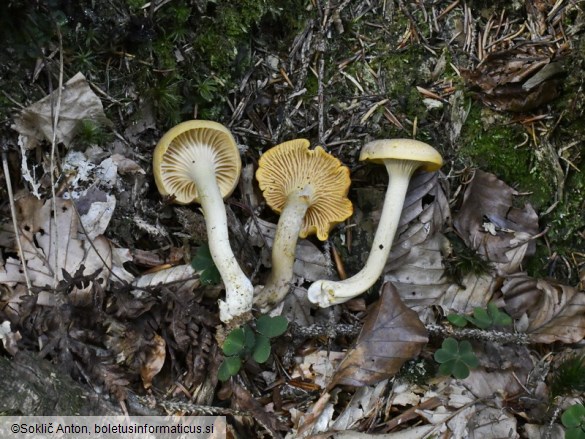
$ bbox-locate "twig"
[425,323,530,345]
[2,151,32,294]
[49,22,65,289]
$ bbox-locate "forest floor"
[0,1,584,438]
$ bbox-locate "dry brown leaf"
[386,171,450,270]
[294,350,345,389]
[460,47,563,113]
[12,72,110,150]
[453,170,538,272]
[110,153,145,175]
[329,283,428,388]
[133,264,200,293]
[440,272,497,313]
[385,233,451,311]
[231,382,285,439]
[0,196,132,308]
[463,369,527,400]
[140,333,166,390]
[465,405,519,439]
[331,380,388,431]
[0,197,108,288]
[0,321,22,355]
[502,274,585,343]
[379,172,451,315]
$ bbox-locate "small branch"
[290,322,530,346]
[2,151,32,294]
[289,322,361,339]
[425,324,530,345]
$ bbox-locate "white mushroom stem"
[308,159,422,307]
[188,159,253,322]
[255,187,313,312]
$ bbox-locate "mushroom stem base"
[254,190,311,312]
[307,163,416,307]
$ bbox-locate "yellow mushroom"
[308,138,443,307]
[153,120,253,323]
[255,139,353,311]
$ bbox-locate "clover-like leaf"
[252,334,271,364]
[462,303,513,329]
[487,302,513,326]
[447,313,469,328]
[562,404,585,429]
[242,324,256,354]
[191,244,221,285]
[434,338,479,379]
[256,315,288,338]
[466,307,492,329]
[218,356,242,382]
[222,328,246,356]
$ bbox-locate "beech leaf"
[329,282,428,388]
[453,170,539,272]
[502,274,585,344]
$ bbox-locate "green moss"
[546,169,585,250]
[458,102,584,280]
[73,119,113,148]
[458,104,553,209]
[398,358,437,385]
[126,0,146,12]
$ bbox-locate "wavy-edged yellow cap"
[153,120,241,204]
[256,139,353,240]
[359,138,443,172]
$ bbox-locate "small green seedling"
[191,244,221,285]
[218,315,288,382]
[434,337,479,379]
[447,302,512,329]
[561,403,585,439]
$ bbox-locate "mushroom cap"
[256,139,353,240]
[153,120,241,204]
[359,138,443,171]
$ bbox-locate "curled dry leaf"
[140,333,166,390]
[329,283,428,388]
[231,382,285,439]
[502,274,585,344]
[110,153,145,175]
[12,72,110,150]
[460,46,564,113]
[0,321,21,355]
[133,264,200,294]
[453,170,539,272]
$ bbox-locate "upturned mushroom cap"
[256,139,353,240]
[153,120,242,204]
[359,138,443,171]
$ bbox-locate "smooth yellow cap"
[359,138,443,172]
